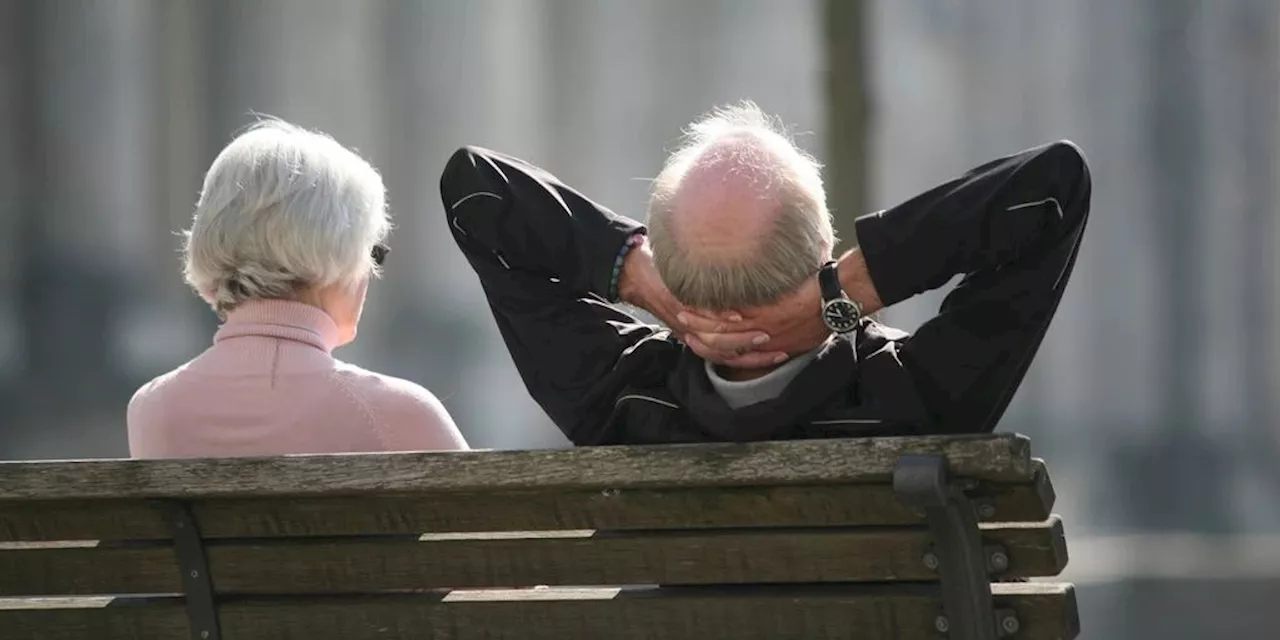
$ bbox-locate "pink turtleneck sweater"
[127,299,469,458]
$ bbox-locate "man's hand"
[618,238,790,368]
[679,249,885,365]
[679,278,827,363]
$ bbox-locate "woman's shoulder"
[126,363,200,456]
[330,361,469,450]
[331,361,438,404]
[127,363,192,411]
[329,362,454,422]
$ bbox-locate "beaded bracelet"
[607,233,646,302]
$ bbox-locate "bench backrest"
[0,434,1076,640]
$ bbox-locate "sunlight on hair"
[182,118,390,317]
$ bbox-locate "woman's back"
[128,295,467,457]
[127,119,468,458]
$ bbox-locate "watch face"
[822,298,861,333]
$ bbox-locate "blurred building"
[0,1,1277,637]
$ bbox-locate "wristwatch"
[818,260,862,334]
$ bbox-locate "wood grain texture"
[0,477,1055,542]
[0,517,1067,596]
[0,596,188,640]
[0,434,1034,501]
[0,582,1079,640]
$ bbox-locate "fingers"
[675,312,723,333]
[684,333,746,362]
[717,310,744,322]
[685,334,789,368]
[692,330,771,355]
[677,312,740,334]
[675,309,749,332]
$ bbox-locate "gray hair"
[182,118,390,317]
[646,101,835,310]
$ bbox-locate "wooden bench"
[0,433,1077,639]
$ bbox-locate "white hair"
[182,118,390,318]
[646,101,835,310]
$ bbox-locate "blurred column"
[1210,0,1280,528]
[1272,0,1280,461]
[19,0,161,407]
[1129,0,1233,533]
[383,0,556,449]
[1075,0,1164,437]
[823,0,869,247]
[385,0,550,296]
[546,0,660,210]
[0,0,29,392]
[1196,0,1256,467]
[1238,0,1280,480]
[112,0,216,381]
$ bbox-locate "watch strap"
[818,260,844,301]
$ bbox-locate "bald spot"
[666,133,789,266]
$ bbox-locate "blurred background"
[0,0,1277,637]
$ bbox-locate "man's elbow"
[1047,139,1091,191]
[440,145,509,245]
[440,146,484,202]
[1039,140,1092,223]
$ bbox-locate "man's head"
[647,102,835,311]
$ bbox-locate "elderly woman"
[127,120,468,457]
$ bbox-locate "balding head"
[647,102,835,310]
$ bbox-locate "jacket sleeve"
[439,146,668,445]
[854,140,1092,433]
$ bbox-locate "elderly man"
[440,102,1090,445]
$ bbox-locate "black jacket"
[439,142,1092,445]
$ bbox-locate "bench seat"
[0,433,1077,640]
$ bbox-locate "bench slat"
[0,435,1033,501]
[0,461,1055,541]
[0,517,1067,596]
[0,582,1079,640]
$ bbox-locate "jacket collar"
[668,332,861,442]
[214,299,341,353]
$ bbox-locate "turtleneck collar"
[669,333,860,442]
[705,346,824,409]
[213,299,342,353]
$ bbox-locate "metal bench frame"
[895,455,1021,640]
[158,500,221,640]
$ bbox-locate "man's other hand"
[679,249,885,366]
[679,277,828,365]
[618,238,789,368]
